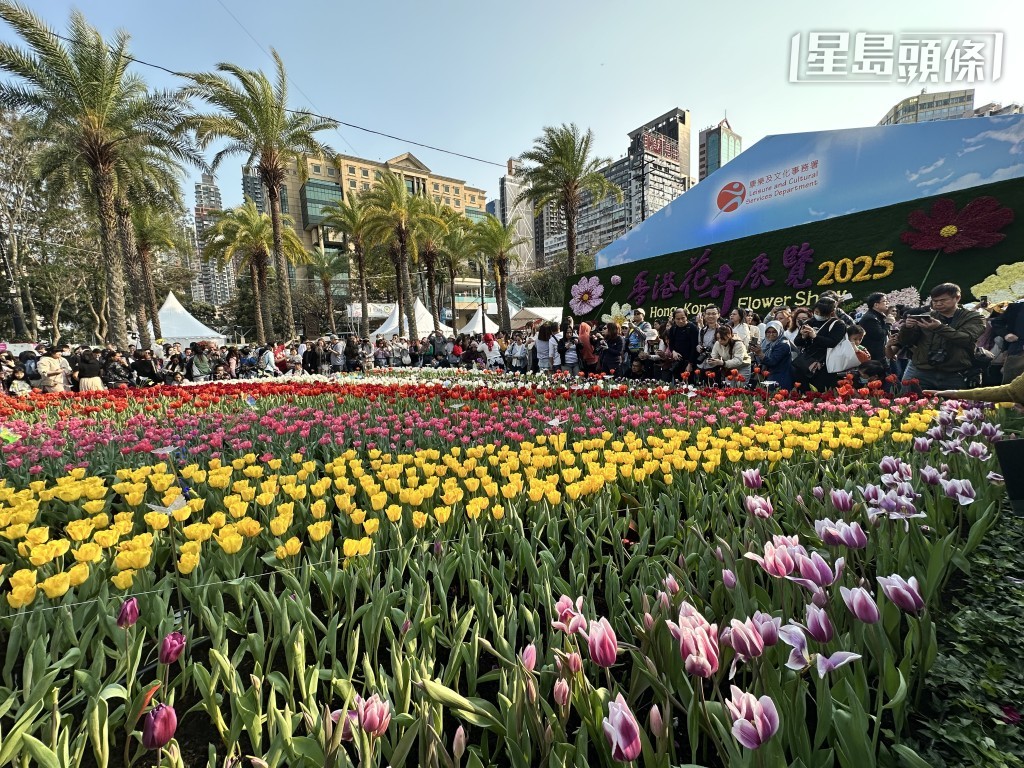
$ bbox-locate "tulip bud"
[142,703,177,749]
[554,677,570,706]
[722,569,737,589]
[117,597,140,629]
[401,618,412,635]
[649,704,665,738]
[565,651,582,674]
[643,612,655,630]
[330,709,357,741]
[158,631,186,665]
[453,725,466,760]
[519,643,537,672]
[356,694,392,738]
[662,574,680,595]
[586,617,619,668]
[527,678,537,703]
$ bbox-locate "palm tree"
[180,49,336,340]
[474,214,527,334]
[415,198,452,333]
[319,191,371,338]
[363,172,436,343]
[202,199,305,345]
[439,215,476,333]
[516,123,622,276]
[307,243,347,334]
[133,205,193,340]
[0,3,199,347]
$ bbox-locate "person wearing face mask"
[792,298,847,390]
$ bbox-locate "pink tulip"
[553,678,570,707]
[840,586,880,624]
[356,694,391,738]
[586,617,619,668]
[726,686,779,750]
[142,704,177,749]
[602,693,642,762]
[453,726,466,759]
[552,595,587,634]
[117,597,140,629]
[520,643,537,672]
[666,602,719,678]
[158,631,186,664]
[877,574,925,614]
[330,709,357,741]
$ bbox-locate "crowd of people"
[2,281,1018,397]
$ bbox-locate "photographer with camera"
[898,282,984,392]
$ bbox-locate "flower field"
[0,373,1010,767]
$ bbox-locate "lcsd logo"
[716,181,746,213]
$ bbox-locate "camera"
[926,347,949,366]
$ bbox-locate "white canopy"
[458,307,499,335]
[371,298,453,341]
[511,306,562,330]
[149,292,226,347]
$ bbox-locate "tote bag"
[826,337,861,373]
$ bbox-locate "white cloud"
[956,143,984,157]
[963,119,1024,155]
[808,207,825,216]
[935,163,1024,194]
[917,171,955,188]
[906,157,945,182]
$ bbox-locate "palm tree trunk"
[399,236,418,343]
[266,186,296,339]
[21,276,38,340]
[95,169,130,348]
[425,256,441,333]
[256,260,274,343]
[117,200,152,350]
[355,247,369,339]
[139,247,162,340]
[250,262,266,345]
[322,277,337,333]
[497,260,511,334]
[565,202,578,277]
[449,266,457,334]
[391,251,404,336]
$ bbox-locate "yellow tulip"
[308,521,332,542]
[235,518,263,538]
[350,509,366,526]
[144,512,170,531]
[385,504,403,522]
[216,533,244,554]
[6,584,37,609]
[72,543,103,563]
[491,505,505,520]
[68,562,90,587]
[363,519,380,535]
[208,512,227,529]
[412,511,428,529]
[433,506,452,524]
[357,537,373,556]
[40,573,71,599]
[110,570,136,590]
[177,552,199,575]
[82,499,106,515]
[183,523,214,542]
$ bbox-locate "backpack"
[23,357,38,381]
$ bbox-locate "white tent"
[371,298,453,340]
[458,307,499,336]
[511,306,563,330]
[149,292,226,347]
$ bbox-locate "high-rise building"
[193,173,235,307]
[534,202,564,268]
[541,108,693,264]
[497,159,537,273]
[698,118,742,181]
[974,101,1024,117]
[878,88,975,125]
[242,166,266,212]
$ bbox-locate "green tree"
[516,123,621,276]
[181,50,337,340]
[473,214,527,334]
[0,2,198,347]
[132,205,192,341]
[202,199,305,345]
[439,215,476,331]
[415,198,452,333]
[306,243,347,334]
[363,171,435,342]
[319,190,372,338]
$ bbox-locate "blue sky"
[2,1,1020,211]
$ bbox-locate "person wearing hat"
[626,309,652,365]
[751,320,794,389]
[37,346,66,393]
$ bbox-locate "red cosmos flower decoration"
[900,196,1014,254]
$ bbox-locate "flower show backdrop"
[596,114,1024,270]
[564,177,1022,323]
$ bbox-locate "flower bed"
[0,376,1009,767]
